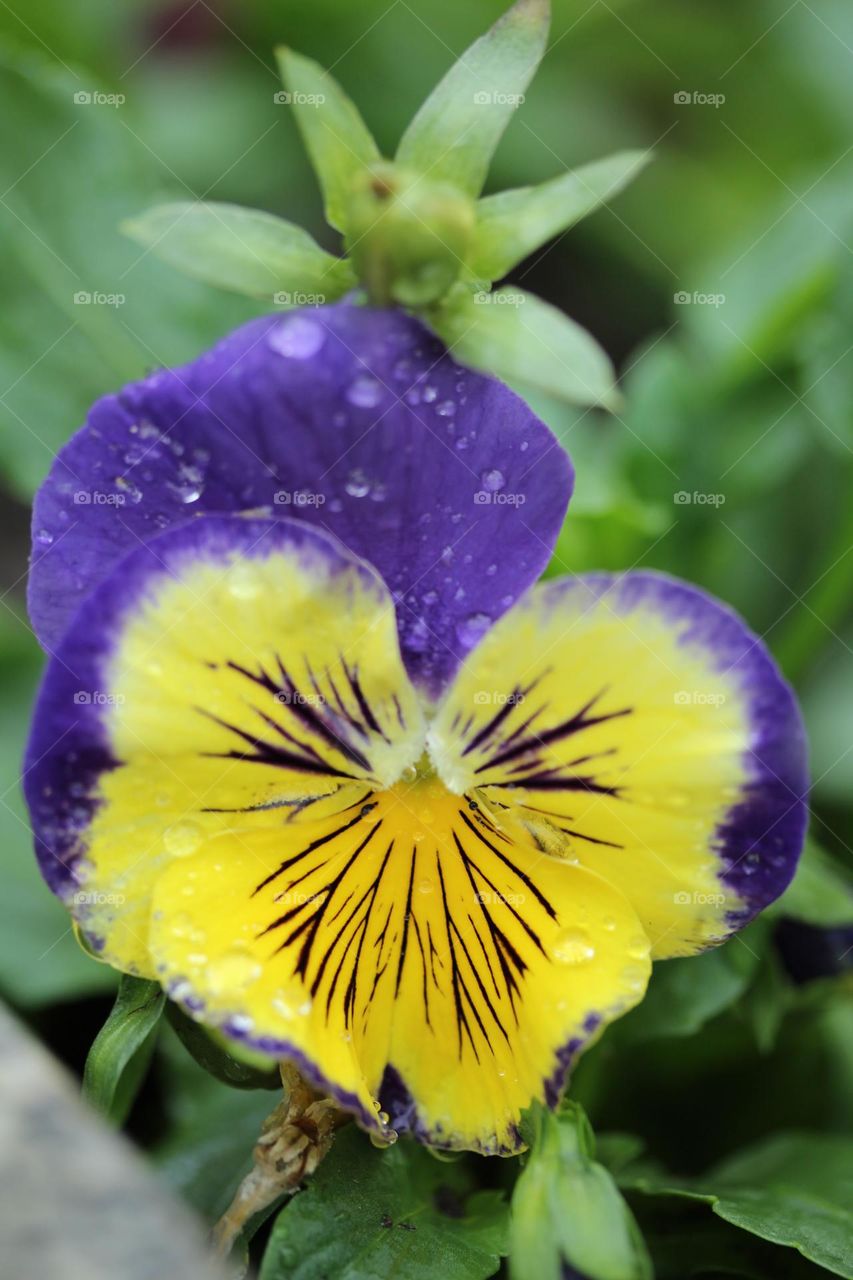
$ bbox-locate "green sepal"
[429,284,619,410]
[276,47,380,234]
[510,1101,653,1280]
[82,974,165,1125]
[470,149,651,280]
[396,0,551,198]
[166,1002,281,1090]
[122,202,354,302]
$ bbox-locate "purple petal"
[28,303,572,697]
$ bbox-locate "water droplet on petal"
[481,468,506,492]
[552,927,596,965]
[345,468,371,498]
[347,375,382,408]
[228,567,260,600]
[456,612,491,647]
[36,529,54,546]
[436,399,455,418]
[405,618,430,653]
[268,316,326,359]
[164,820,203,858]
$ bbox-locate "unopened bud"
[345,162,475,307]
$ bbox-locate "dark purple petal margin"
[22,515,386,900]
[29,302,572,698]
[545,570,809,923]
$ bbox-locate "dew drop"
[552,927,596,965]
[436,399,455,417]
[480,468,506,492]
[268,316,326,359]
[36,529,54,546]
[347,375,382,408]
[344,468,371,498]
[228,567,260,600]
[627,934,650,961]
[417,877,434,896]
[456,612,491,647]
[405,618,430,653]
[164,820,203,858]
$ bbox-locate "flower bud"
[344,162,475,307]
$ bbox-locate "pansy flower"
[24,302,807,1154]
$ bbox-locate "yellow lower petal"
[149,773,650,1153]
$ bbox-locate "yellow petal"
[149,773,650,1153]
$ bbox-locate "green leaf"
[430,284,618,408]
[0,44,259,500]
[611,932,762,1046]
[166,1003,280,1090]
[122,202,355,302]
[773,839,853,927]
[153,1023,273,1225]
[82,975,165,1124]
[736,946,790,1054]
[622,1132,853,1280]
[511,1102,652,1280]
[395,0,550,198]
[259,1127,508,1280]
[276,47,380,234]
[470,150,651,280]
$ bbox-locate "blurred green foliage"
[0,2,851,1278]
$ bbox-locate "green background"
[0,3,851,1278]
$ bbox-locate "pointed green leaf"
[621,1132,853,1280]
[470,149,651,280]
[276,48,380,234]
[430,284,618,409]
[82,975,165,1125]
[123,202,355,302]
[511,1102,652,1280]
[396,0,550,198]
